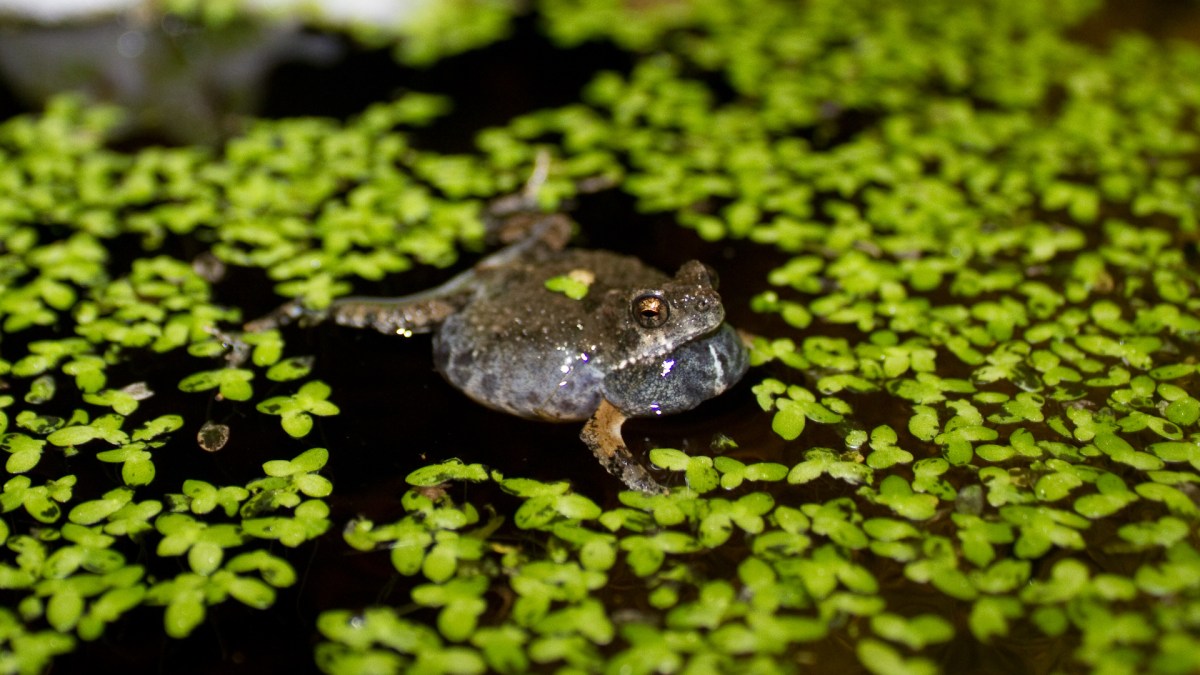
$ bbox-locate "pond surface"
[2,2,1200,674]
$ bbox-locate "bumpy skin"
[433,250,745,422]
[246,214,749,492]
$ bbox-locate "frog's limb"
[245,212,569,335]
[245,287,472,336]
[323,288,473,336]
[581,399,669,495]
[482,211,572,253]
[243,299,323,333]
[243,270,476,337]
[486,148,615,223]
[487,146,550,217]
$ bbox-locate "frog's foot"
[581,399,669,495]
[486,148,615,221]
[484,148,553,220]
[206,326,253,367]
[482,212,573,253]
[244,300,328,332]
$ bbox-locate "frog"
[246,212,749,493]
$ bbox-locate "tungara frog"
[246,213,748,493]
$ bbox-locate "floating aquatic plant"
[1,0,1200,672]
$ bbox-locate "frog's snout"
[690,288,726,329]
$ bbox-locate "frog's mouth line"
[611,319,726,371]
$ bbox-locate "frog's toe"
[620,467,669,495]
[244,299,320,332]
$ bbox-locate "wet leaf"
[407,460,489,486]
[197,421,230,453]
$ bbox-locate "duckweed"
[0,0,1199,672]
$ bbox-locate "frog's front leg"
[581,399,669,494]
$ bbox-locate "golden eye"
[632,293,669,328]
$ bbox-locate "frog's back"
[432,250,668,421]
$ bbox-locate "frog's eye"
[632,293,669,328]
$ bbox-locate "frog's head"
[611,260,725,365]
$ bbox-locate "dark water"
[5,2,1199,673]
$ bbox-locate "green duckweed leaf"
[2,433,46,474]
[544,272,592,299]
[1,475,76,523]
[857,638,937,675]
[95,442,157,486]
[1134,482,1199,518]
[650,448,719,493]
[788,448,872,486]
[1164,396,1199,426]
[243,500,332,547]
[132,414,184,441]
[179,368,254,401]
[862,475,939,520]
[968,596,1024,642]
[265,356,315,382]
[870,612,955,650]
[407,460,489,486]
[1074,472,1139,518]
[68,487,134,525]
[256,380,340,438]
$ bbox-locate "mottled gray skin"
[246,214,749,492]
[433,249,747,423]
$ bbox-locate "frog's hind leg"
[320,211,568,335]
[244,272,475,336]
[244,196,570,337]
[581,399,669,494]
[323,288,472,336]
